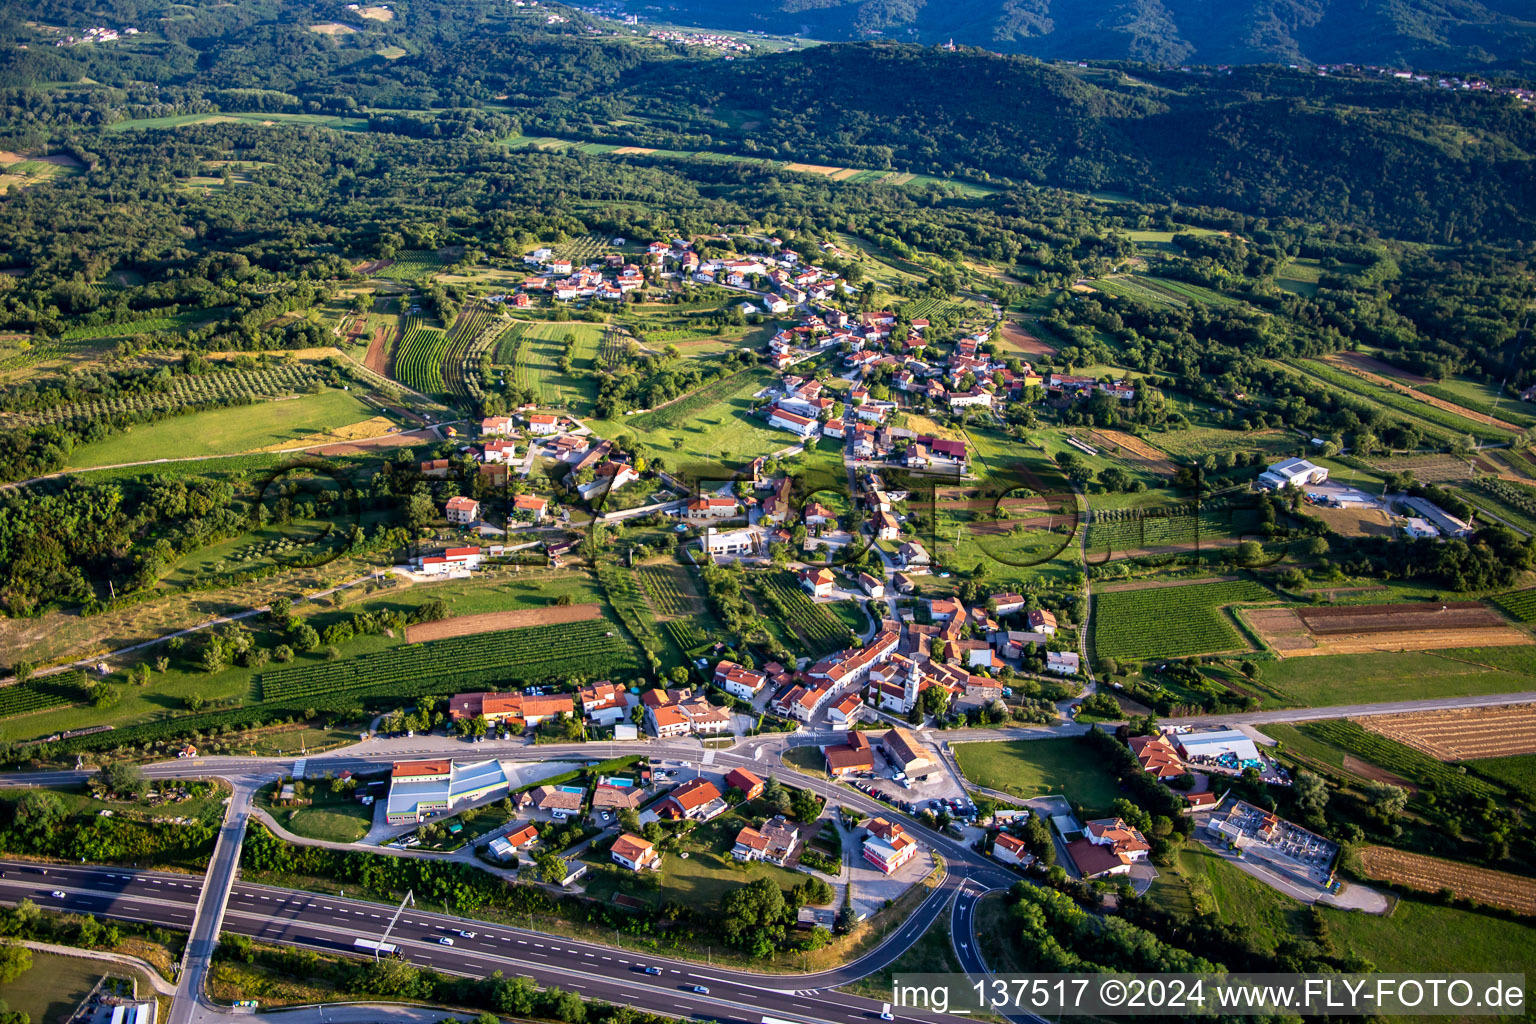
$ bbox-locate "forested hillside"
[614,0,1536,72]
[0,0,1532,245]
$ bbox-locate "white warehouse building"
[1173,728,1262,765]
[1257,458,1328,491]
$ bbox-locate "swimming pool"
[598,775,635,788]
[558,785,585,795]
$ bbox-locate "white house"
[704,527,758,557]
[1047,651,1080,675]
[526,414,561,435]
[768,406,819,438]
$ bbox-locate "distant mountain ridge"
[621,0,1536,72]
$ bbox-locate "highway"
[0,860,964,1024]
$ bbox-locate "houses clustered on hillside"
[514,245,647,304]
[757,308,1136,453]
[646,28,753,53]
[702,586,1074,740]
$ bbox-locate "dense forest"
[0,2,1533,242]
[610,0,1536,72]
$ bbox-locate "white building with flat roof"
[1174,728,1261,764]
[1258,458,1328,490]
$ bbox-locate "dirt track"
[405,602,603,643]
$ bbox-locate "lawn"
[256,781,375,843]
[64,390,378,468]
[952,737,1121,815]
[0,951,107,1024]
[108,111,369,132]
[581,810,810,909]
[1255,646,1536,708]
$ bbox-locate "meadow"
[62,390,379,468]
[596,366,787,465]
[952,737,1121,814]
[1254,645,1536,707]
[1159,843,1536,974]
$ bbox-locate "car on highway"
[49,890,65,898]
[641,966,663,975]
[690,985,710,995]
[439,937,455,946]
[457,930,476,938]
[880,1003,895,1020]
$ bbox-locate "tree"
[1293,769,1329,818]
[0,941,30,984]
[535,850,568,884]
[14,789,65,841]
[1363,781,1409,818]
[97,761,147,799]
[721,877,789,955]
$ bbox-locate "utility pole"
[377,889,415,958]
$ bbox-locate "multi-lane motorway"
[0,735,1042,1024]
[0,859,983,1024]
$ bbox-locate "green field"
[514,321,603,409]
[1275,258,1323,298]
[1091,274,1237,309]
[1472,752,1536,795]
[1092,579,1270,661]
[257,782,375,843]
[1160,843,1536,974]
[1255,645,1536,708]
[952,737,1121,814]
[593,366,786,465]
[0,951,108,1024]
[62,389,378,468]
[108,111,369,132]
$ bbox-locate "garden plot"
[404,603,603,643]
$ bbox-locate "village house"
[991,593,1026,616]
[481,415,515,436]
[828,690,864,728]
[445,495,480,525]
[1047,651,1080,675]
[1066,818,1150,878]
[419,458,451,479]
[823,731,874,776]
[862,817,918,874]
[858,571,885,599]
[799,566,836,597]
[714,660,768,700]
[522,784,585,820]
[1129,733,1186,779]
[703,526,758,557]
[993,831,1035,868]
[611,833,659,872]
[725,767,765,801]
[482,439,517,463]
[686,496,739,520]
[526,413,561,435]
[656,778,726,821]
[414,545,484,575]
[1027,608,1058,634]
[512,494,549,522]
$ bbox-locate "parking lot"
[1213,799,1338,888]
[844,751,973,821]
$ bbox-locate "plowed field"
[1249,603,1529,657]
[1359,704,1536,761]
[405,603,603,643]
[1359,846,1536,915]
